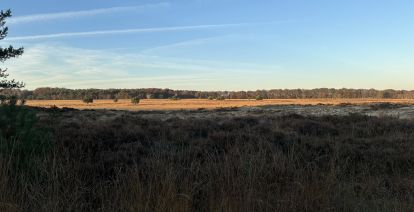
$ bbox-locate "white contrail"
[8,3,170,25]
[5,23,250,41]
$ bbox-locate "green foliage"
[216,96,226,100]
[131,97,140,105]
[82,96,93,104]
[208,96,214,100]
[0,9,24,89]
[255,95,264,100]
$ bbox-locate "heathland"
[1,6,413,211]
[1,102,414,211]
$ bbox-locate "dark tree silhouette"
[131,97,140,105]
[0,9,24,89]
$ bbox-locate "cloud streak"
[5,23,250,41]
[4,44,280,89]
[8,3,170,25]
[141,35,235,53]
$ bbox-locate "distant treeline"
[3,87,414,100]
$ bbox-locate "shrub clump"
[131,97,140,105]
[82,96,93,104]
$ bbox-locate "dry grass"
[26,98,414,110]
[1,107,414,211]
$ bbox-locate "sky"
[0,0,413,90]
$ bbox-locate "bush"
[255,95,264,100]
[169,96,180,101]
[82,97,93,104]
[131,97,140,105]
[208,96,214,100]
[216,96,226,100]
[113,98,118,103]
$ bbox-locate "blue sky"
[1,0,413,90]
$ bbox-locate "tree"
[82,96,93,104]
[131,97,140,105]
[0,9,24,89]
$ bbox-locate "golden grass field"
[26,98,414,110]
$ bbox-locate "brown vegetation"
[25,98,414,111]
[1,107,414,211]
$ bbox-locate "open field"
[26,98,414,110]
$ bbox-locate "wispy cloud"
[4,44,280,89]
[141,35,236,53]
[8,2,170,25]
[5,23,250,41]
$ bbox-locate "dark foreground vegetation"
[1,104,414,212]
[5,87,414,100]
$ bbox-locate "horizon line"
[20,87,414,92]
